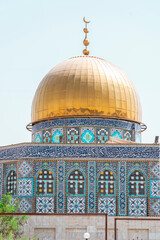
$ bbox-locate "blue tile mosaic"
[0,145,159,160]
[119,162,126,215]
[32,118,141,132]
[150,179,160,198]
[88,161,96,213]
[128,197,147,216]
[0,164,3,200]
[57,161,65,213]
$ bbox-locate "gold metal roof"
[31,56,142,124]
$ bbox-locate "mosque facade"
[0,21,159,219]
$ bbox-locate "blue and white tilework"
[96,128,109,143]
[123,130,132,141]
[18,178,33,197]
[52,128,63,143]
[35,161,56,177]
[18,160,34,178]
[88,161,96,213]
[127,162,148,179]
[32,118,141,133]
[34,131,42,143]
[36,197,55,213]
[150,163,160,179]
[18,197,33,213]
[67,197,85,213]
[57,161,65,213]
[128,197,147,216]
[43,130,51,143]
[0,145,159,160]
[97,162,117,176]
[150,180,160,198]
[111,128,123,139]
[97,197,116,216]
[67,127,79,144]
[81,127,95,143]
[150,199,160,216]
[119,162,126,215]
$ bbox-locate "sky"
[0,0,160,146]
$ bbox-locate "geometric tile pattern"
[97,197,116,216]
[66,162,87,177]
[18,178,33,197]
[150,199,160,216]
[57,161,65,213]
[127,162,148,177]
[0,145,159,160]
[88,161,96,213]
[36,197,55,213]
[18,197,33,213]
[81,127,95,143]
[52,128,63,143]
[119,162,126,215]
[123,130,132,141]
[150,163,160,179]
[67,197,85,213]
[35,161,56,176]
[96,128,109,143]
[43,130,51,143]
[18,160,33,178]
[34,131,42,143]
[150,180,160,198]
[111,128,123,139]
[67,127,79,144]
[32,118,140,133]
[128,198,147,216]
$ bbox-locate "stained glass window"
[98,170,115,196]
[67,170,85,195]
[7,170,17,196]
[36,169,54,195]
[129,170,145,196]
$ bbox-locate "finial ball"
[83,49,90,55]
[83,28,89,33]
[83,39,89,46]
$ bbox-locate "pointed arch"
[67,169,86,196]
[36,168,55,195]
[6,170,17,196]
[97,168,116,196]
[128,169,146,196]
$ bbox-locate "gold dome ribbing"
[31,56,142,124]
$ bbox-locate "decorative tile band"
[88,161,96,213]
[0,145,159,160]
[32,118,141,144]
[57,161,65,213]
[119,162,126,215]
[32,118,141,132]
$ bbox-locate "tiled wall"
[32,118,141,143]
[1,159,159,216]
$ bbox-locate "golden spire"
[83,17,90,55]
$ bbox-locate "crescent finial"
[83,17,90,24]
[83,17,90,55]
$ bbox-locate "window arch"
[6,170,17,196]
[67,169,85,195]
[36,169,54,195]
[128,170,145,196]
[98,169,116,196]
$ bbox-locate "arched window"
[67,170,85,195]
[36,169,54,195]
[129,170,145,196]
[98,169,115,196]
[7,170,17,196]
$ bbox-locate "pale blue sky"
[0,0,160,146]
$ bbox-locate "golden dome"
[31,56,142,124]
